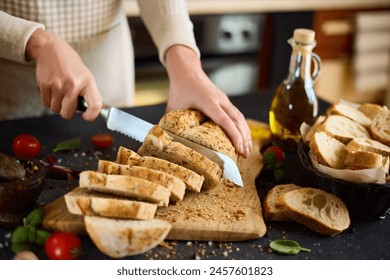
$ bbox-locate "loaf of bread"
[84,216,172,258]
[310,131,347,169]
[158,109,238,162]
[116,146,204,192]
[276,187,350,235]
[98,160,186,202]
[65,187,157,220]
[370,107,390,146]
[79,170,171,207]
[138,125,222,189]
[262,184,302,221]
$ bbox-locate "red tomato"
[91,134,113,148]
[12,134,41,158]
[264,146,286,163]
[45,232,82,260]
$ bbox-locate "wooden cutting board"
[43,120,271,242]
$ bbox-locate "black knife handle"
[77,96,88,112]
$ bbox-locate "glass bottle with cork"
[269,28,321,151]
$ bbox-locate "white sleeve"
[0,11,45,64]
[137,0,200,66]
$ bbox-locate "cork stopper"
[293,29,316,44]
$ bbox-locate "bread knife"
[77,98,243,187]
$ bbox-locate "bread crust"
[370,107,390,146]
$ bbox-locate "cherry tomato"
[12,134,41,158]
[45,232,82,260]
[91,134,113,148]
[264,146,286,164]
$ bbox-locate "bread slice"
[370,107,390,146]
[64,187,157,220]
[116,146,141,165]
[115,146,204,192]
[276,188,350,235]
[139,156,204,192]
[84,216,172,258]
[358,103,384,120]
[159,109,238,162]
[327,102,371,127]
[345,137,390,157]
[262,184,302,221]
[310,131,347,169]
[79,170,170,207]
[138,125,222,190]
[319,115,371,144]
[344,150,384,170]
[304,115,326,144]
[98,160,186,202]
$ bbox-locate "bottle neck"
[285,40,315,86]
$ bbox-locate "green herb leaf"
[270,239,311,255]
[263,150,276,168]
[23,207,44,227]
[11,226,31,244]
[35,230,51,245]
[53,138,81,152]
[273,168,285,182]
[11,242,31,254]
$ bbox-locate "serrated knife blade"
[78,98,243,187]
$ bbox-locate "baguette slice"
[262,184,302,221]
[116,146,204,192]
[304,115,326,144]
[327,102,371,127]
[98,160,186,202]
[345,137,390,157]
[79,170,170,207]
[276,188,350,235]
[138,125,222,189]
[65,187,157,220]
[158,109,238,162]
[344,150,383,170]
[85,216,172,258]
[370,107,390,146]
[310,131,347,169]
[319,115,371,144]
[358,103,384,120]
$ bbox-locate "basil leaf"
[11,242,31,254]
[11,226,30,244]
[23,207,44,226]
[53,138,81,152]
[270,239,311,255]
[35,230,51,245]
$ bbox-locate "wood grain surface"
[43,120,271,241]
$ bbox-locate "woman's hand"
[165,45,252,158]
[25,29,102,121]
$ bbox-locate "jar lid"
[293,29,316,44]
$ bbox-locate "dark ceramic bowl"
[0,159,47,228]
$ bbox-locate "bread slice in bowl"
[84,216,172,258]
[370,107,390,146]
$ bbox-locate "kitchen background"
[123,0,390,108]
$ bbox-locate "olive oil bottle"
[269,28,321,151]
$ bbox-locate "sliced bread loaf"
[115,146,204,192]
[64,187,157,220]
[319,115,371,144]
[98,160,186,202]
[79,170,171,207]
[84,216,172,258]
[310,131,348,169]
[370,107,390,146]
[263,184,302,221]
[138,125,222,190]
[159,109,237,162]
[276,187,350,235]
[358,103,384,120]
